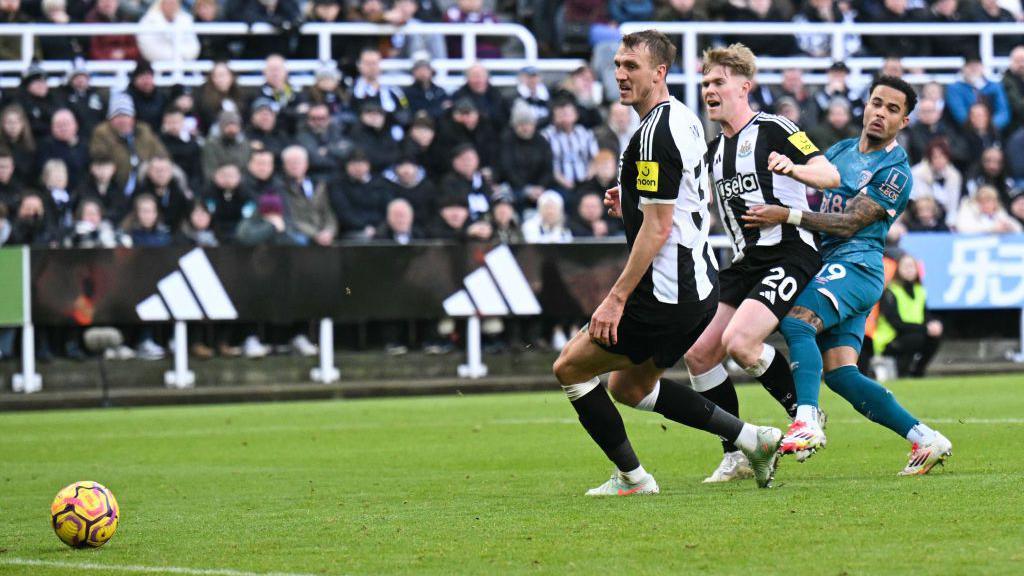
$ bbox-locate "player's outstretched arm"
[768,153,841,190]
[741,193,886,238]
[589,202,674,346]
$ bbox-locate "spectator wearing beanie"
[431,97,498,172]
[348,101,402,174]
[401,112,440,177]
[89,93,169,186]
[384,156,437,222]
[236,192,302,246]
[487,193,523,244]
[405,55,450,121]
[201,110,250,179]
[498,101,555,213]
[127,61,168,134]
[245,98,289,159]
[16,64,63,141]
[428,192,491,241]
[330,150,393,240]
[60,66,106,140]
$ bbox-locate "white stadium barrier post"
[12,246,41,394]
[458,316,488,379]
[164,320,195,389]
[310,317,340,384]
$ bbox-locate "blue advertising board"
[901,233,1024,310]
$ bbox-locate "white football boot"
[793,408,829,463]
[741,426,783,488]
[585,470,660,496]
[898,432,952,476]
[702,450,754,483]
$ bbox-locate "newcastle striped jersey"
[618,96,718,323]
[707,112,822,261]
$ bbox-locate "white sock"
[906,422,937,445]
[634,380,661,411]
[742,344,775,378]
[733,423,759,453]
[561,377,600,401]
[689,364,729,392]
[620,464,648,484]
[795,404,818,424]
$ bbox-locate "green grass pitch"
[1,374,1022,575]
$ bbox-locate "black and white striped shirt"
[707,112,822,261]
[541,124,598,188]
[618,97,717,324]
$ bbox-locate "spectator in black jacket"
[10,192,58,248]
[724,0,799,56]
[204,163,251,241]
[401,112,439,177]
[137,156,191,230]
[75,153,129,224]
[0,152,21,214]
[351,48,410,130]
[864,0,928,57]
[127,61,168,134]
[405,55,451,121]
[348,101,401,174]
[60,67,105,140]
[16,65,63,142]
[245,98,288,160]
[926,0,973,58]
[235,0,301,58]
[440,144,492,222]
[964,0,1023,55]
[905,98,969,168]
[243,149,284,202]
[160,108,204,193]
[385,156,437,222]
[36,109,89,191]
[295,103,351,180]
[431,98,498,171]
[427,192,491,241]
[451,63,509,133]
[330,150,392,240]
[498,101,554,212]
[569,191,620,238]
[376,197,424,244]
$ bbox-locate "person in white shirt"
[137,0,201,63]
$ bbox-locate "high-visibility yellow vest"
[874,282,927,356]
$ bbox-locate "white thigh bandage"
[562,377,601,401]
[689,364,729,392]
[743,343,776,378]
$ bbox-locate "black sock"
[698,377,740,452]
[570,385,640,472]
[656,378,744,445]
[756,351,798,418]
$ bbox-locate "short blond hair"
[702,43,757,78]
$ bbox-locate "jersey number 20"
[762,267,798,301]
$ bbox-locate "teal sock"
[779,316,823,408]
[824,365,919,437]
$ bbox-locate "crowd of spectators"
[1,0,1023,362]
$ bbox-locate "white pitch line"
[0,558,323,576]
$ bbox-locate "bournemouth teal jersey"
[818,137,912,274]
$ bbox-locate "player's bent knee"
[779,316,816,341]
[552,350,588,386]
[607,380,642,407]
[723,330,759,367]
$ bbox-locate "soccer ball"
[50,481,120,548]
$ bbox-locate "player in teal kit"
[742,76,952,476]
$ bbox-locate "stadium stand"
[0,0,1023,396]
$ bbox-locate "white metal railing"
[0,21,569,90]
[620,22,1023,110]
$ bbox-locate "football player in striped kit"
[685,44,841,483]
[552,31,784,495]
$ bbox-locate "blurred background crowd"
[0,0,1022,367]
